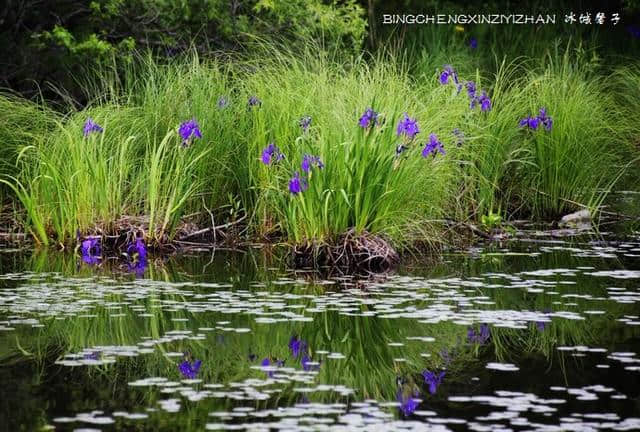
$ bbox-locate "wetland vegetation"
[1,1,640,430]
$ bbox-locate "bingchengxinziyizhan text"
[382,13,621,25]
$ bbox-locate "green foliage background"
[2,0,639,100]
[1,0,366,100]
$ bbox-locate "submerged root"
[292,229,399,273]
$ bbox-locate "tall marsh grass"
[1,45,639,248]
[462,52,633,219]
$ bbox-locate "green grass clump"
[240,50,461,247]
[0,94,57,204]
[460,52,634,219]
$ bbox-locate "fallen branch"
[178,214,247,240]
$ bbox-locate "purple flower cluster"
[289,335,320,371]
[519,107,553,131]
[422,369,446,394]
[261,142,285,165]
[301,154,324,173]
[260,357,285,378]
[80,236,101,265]
[396,113,420,140]
[535,308,552,331]
[83,118,103,137]
[83,351,101,360]
[77,232,149,274]
[469,37,478,49]
[439,64,493,112]
[392,113,449,162]
[178,357,202,379]
[440,65,461,93]
[289,335,307,358]
[289,154,323,195]
[289,171,308,195]
[465,81,476,99]
[301,354,319,372]
[467,82,491,112]
[422,133,446,158]
[250,336,319,379]
[440,70,490,112]
[126,237,148,277]
[359,107,380,129]
[467,323,491,345]
[299,115,312,132]
[396,388,420,416]
[178,119,203,147]
[475,91,492,112]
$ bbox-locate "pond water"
[1,231,640,431]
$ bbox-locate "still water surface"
[1,233,639,431]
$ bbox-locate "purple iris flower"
[396,389,419,416]
[128,259,147,277]
[178,119,202,147]
[301,154,324,173]
[468,324,490,344]
[465,81,477,100]
[422,133,446,158]
[288,171,308,195]
[261,358,283,378]
[83,118,103,137]
[396,113,420,140]
[126,238,148,277]
[260,358,273,377]
[536,309,552,331]
[467,326,476,341]
[478,91,491,112]
[289,335,307,358]
[301,354,320,371]
[537,107,553,131]
[422,370,446,394]
[359,107,379,129]
[83,351,101,360]
[519,115,540,130]
[127,238,147,260]
[478,323,490,342]
[248,96,262,107]
[217,96,229,109]
[299,115,312,132]
[439,65,458,85]
[178,359,202,379]
[80,237,101,265]
[261,142,285,165]
[519,108,552,132]
[469,37,478,49]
